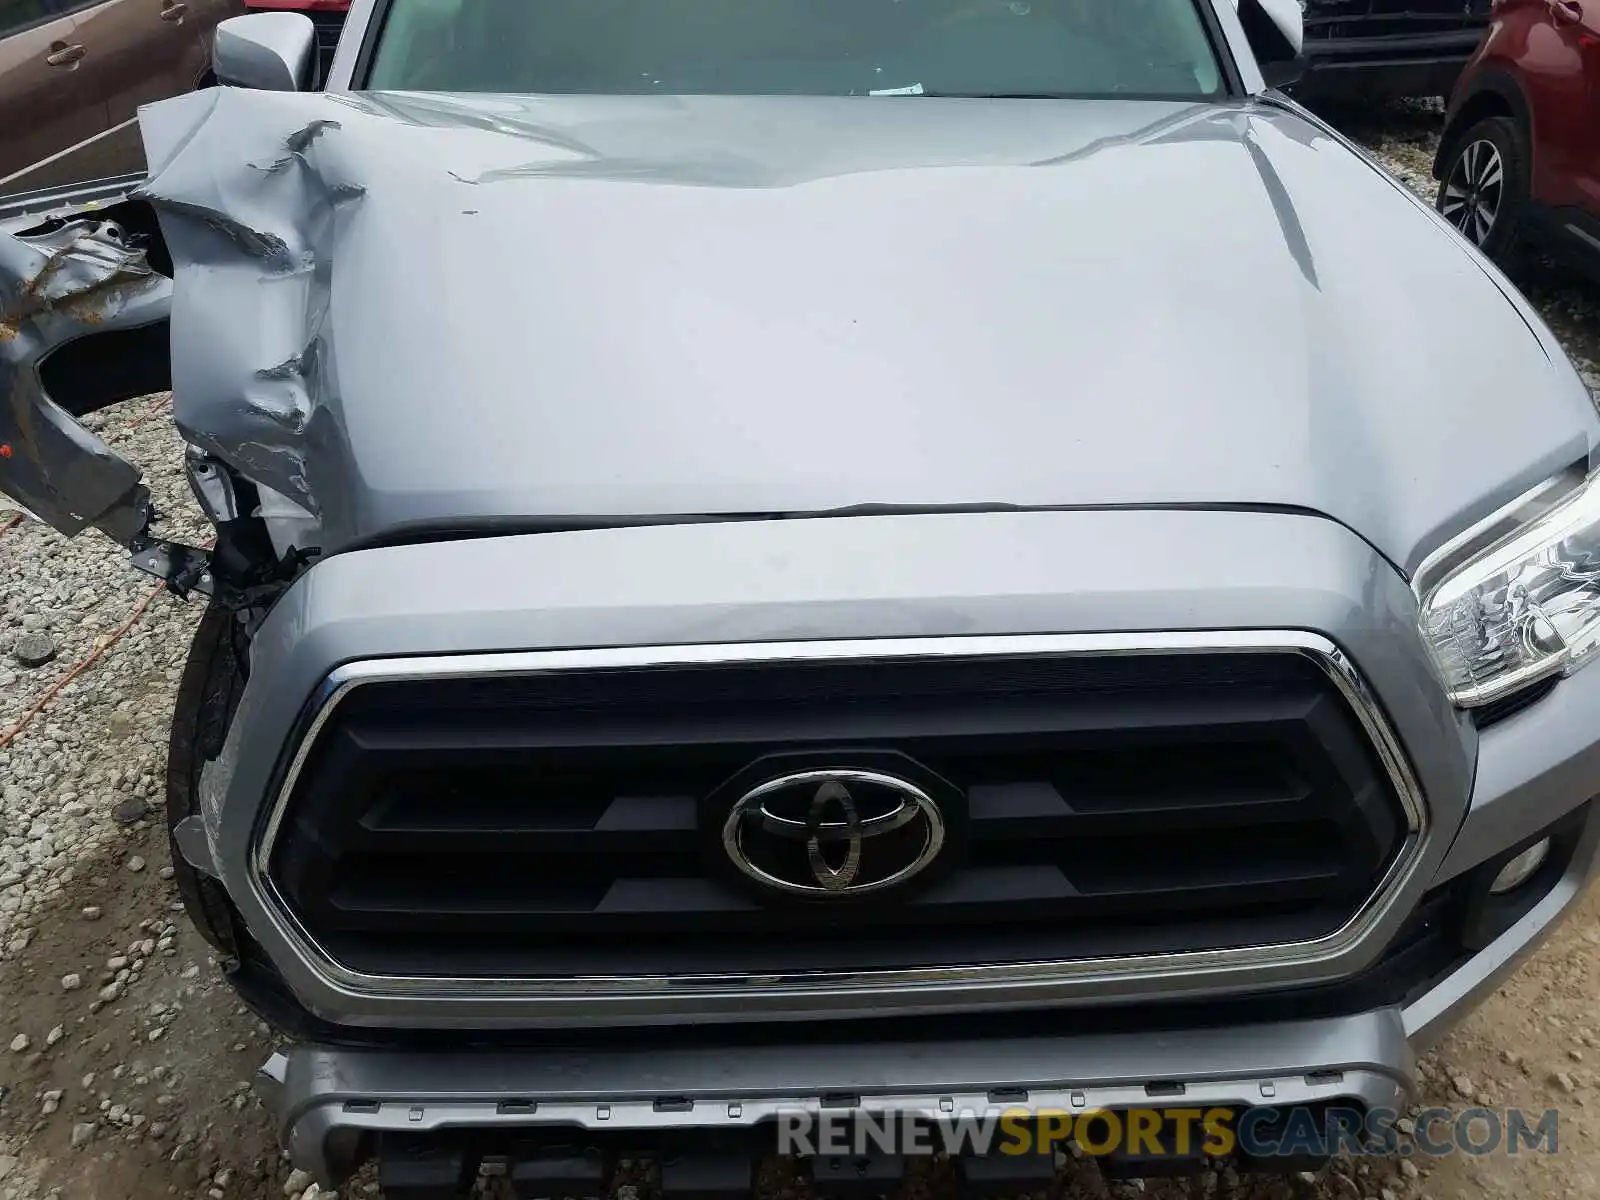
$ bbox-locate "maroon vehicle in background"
[242,0,346,81]
[1436,0,1600,279]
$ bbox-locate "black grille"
[268,651,1409,979]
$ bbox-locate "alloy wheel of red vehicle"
[1442,137,1505,244]
[1436,116,1530,260]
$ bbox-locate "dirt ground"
[0,826,287,1200]
[3,100,1600,1200]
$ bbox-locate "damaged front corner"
[130,91,368,528]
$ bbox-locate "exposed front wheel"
[165,605,247,955]
[1436,115,1529,263]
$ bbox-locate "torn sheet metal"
[0,206,169,541]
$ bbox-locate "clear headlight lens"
[1421,469,1600,707]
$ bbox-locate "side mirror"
[1236,0,1307,90]
[212,12,315,91]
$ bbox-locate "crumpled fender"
[0,84,348,576]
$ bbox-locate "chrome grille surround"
[245,630,1428,1010]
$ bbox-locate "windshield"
[366,0,1225,98]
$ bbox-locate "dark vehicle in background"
[0,0,242,194]
[1435,0,1600,279]
[1298,0,1494,97]
[241,0,344,80]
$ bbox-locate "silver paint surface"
[114,83,1600,573]
[4,80,1597,575]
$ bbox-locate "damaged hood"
[86,89,1600,568]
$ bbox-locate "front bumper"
[261,1010,1415,1185]
[256,788,1600,1186]
[208,509,1600,1183]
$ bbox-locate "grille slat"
[346,786,1324,851]
[321,860,1347,932]
[270,649,1408,979]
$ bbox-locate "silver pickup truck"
[4,0,1600,1195]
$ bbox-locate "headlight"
[1420,468,1600,707]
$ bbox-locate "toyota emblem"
[719,768,949,899]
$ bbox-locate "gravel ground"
[2,100,1600,1200]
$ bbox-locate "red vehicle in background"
[1435,0,1600,279]
[242,0,348,83]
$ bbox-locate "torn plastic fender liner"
[0,198,173,541]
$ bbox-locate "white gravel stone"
[12,633,58,669]
[45,1024,63,1047]
[126,856,145,873]
[7,1034,27,1053]
[68,1123,95,1150]
[283,1168,314,1196]
[0,408,205,974]
[59,973,81,991]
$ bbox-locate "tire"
[1435,115,1530,264]
[165,604,247,956]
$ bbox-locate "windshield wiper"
[908,86,1203,100]
[909,90,1081,98]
